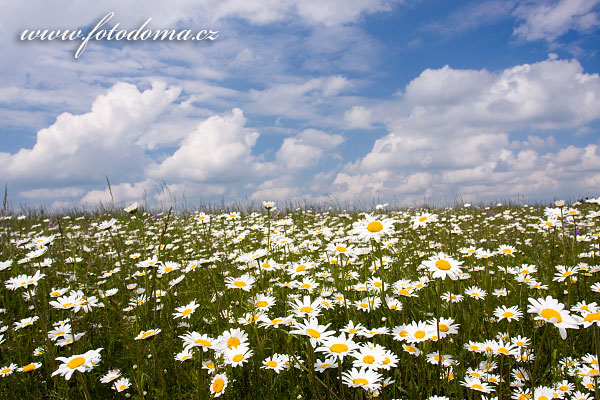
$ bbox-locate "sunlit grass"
[0,199,599,399]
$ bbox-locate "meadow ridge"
[0,199,599,400]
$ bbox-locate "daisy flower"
[175,348,194,362]
[290,295,322,318]
[173,300,200,319]
[314,357,338,373]
[402,343,421,356]
[342,320,365,337]
[180,332,216,352]
[209,373,228,397]
[464,286,486,300]
[527,296,579,339]
[14,316,39,330]
[428,317,459,339]
[494,305,523,322]
[18,362,42,373]
[342,367,382,392]
[289,318,335,347]
[218,328,248,350]
[52,348,103,380]
[411,212,438,229]
[404,321,434,344]
[224,274,255,291]
[316,333,359,360]
[223,345,253,367]
[351,344,386,370]
[351,214,395,242]
[497,244,516,256]
[252,294,277,311]
[113,377,131,392]
[134,328,161,340]
[422,253,463,280]
[0,363,17,377]
[460,376,494,393]
[261,354,289,374]
[100,369,122,383]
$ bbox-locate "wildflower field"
[1,199,600,400]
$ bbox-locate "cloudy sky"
[1,0,600,209]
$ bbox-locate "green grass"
[0,201,599,399]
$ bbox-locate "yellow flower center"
[119,384,127,390]
[182,309,192,316]
[232,354,244,362]
[300,306,313,313]
[195,339,211,347]
[336,246,347,252]
[559,385,568,391]
[502,248,512,253]
[405,345,416,353]
[584,312,600,322]
[22,364,36,372]
[353,378,369,386]
[360,302,368,308]
[539,396,548,400]
[1,368,11,374]
[498,348,509,355]
[540,308,562,323]
[503,311,514,318]
[307,329,321,338]
[472,384,483,390]
[256,301,268,308]
[367,221,383,232]
[330,344,349,353]
[67,357,86,369]
[266,361,277,368]
[234,281,246,287]
[439,324,449,332]
[321,363,331,368]
[301,284,311,289]
[435,260,451,270]
[363,355,375,364]
[212,378,225,393]
[418,216,428,222]
[141,331,155,339]
[296,265,306,272]
[262,263,270,269]
[414,330,426,339]
[164,267,173,272]
[227,337,240,348]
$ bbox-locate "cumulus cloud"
[328,58,600,203]
[146,108,267,183]
[344,106,373,129]
[513,0,600,42]
[0,82,180,186]
[276,129,344,171]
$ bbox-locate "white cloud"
[276,129,344,171]
[327,58,600,203]
[247,76,351,121]
[344,106,373,129]
[146,108,267,183]
[0,81,180,186]
[513,0,600,42]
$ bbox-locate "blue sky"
[1,0,600,209]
